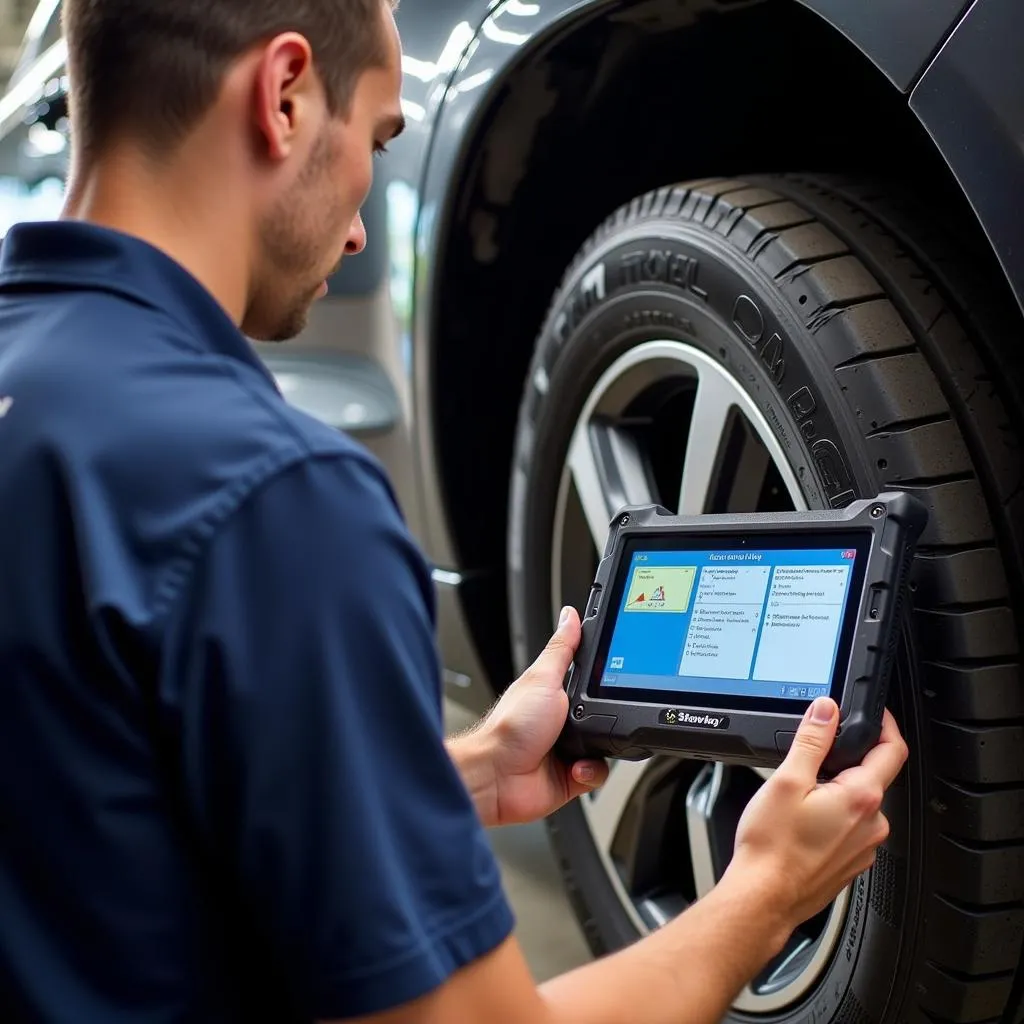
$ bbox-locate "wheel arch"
[417,0,1023,690]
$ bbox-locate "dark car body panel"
[795,0,974,91]
[910,0,1024,318]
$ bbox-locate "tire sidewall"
[508,219,921,1024]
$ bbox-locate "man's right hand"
[725,697,908,941]
[335,700,909,1024]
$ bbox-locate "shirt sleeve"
[155,451,514,1020]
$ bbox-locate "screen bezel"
[586,528,872,714]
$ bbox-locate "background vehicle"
[3,1,1024,1022]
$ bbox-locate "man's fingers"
[779,697,839,784]
[852,710,908,789]
[522,606,581,687]
[565,759,609,802]
[570,759,609,792]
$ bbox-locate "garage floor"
[444,700,594,983]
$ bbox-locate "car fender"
[794,0,973,91]
[410,0,966,568]
[909,0,1024,320]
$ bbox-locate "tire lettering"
[811,438,856,508]
[671,254,708,298]
[623,309,694,333]
[732,294,785,383]
[555,261,607,342]
[621,249,707,299]
[765,402,794,450]
[760,332,785,386]
[553,311,568,345]
[643,250,668,283]
[621,250,651,284]
[845,875,867,962]
[789,385,817,439]
[732,294,764,345]
[580,263,606,302]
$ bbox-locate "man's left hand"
[449,607,609,828]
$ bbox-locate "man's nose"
[345,212,367,256]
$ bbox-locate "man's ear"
[252,32,318,162]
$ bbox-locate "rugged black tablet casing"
[556,492,928,777]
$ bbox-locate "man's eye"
[373,144,389,158]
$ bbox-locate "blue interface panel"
[600,547,857,701]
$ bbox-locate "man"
[0,0,907,1021]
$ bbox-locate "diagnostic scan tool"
[557,493,928,777]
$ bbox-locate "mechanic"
[0,0,908,1022]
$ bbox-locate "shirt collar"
[0,220,278,389]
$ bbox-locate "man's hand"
[343,698,910,1024]
[448,607,609,828]
[362,686,908,1024]
[722,696,909,944]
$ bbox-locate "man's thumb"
[783,697,839,778]
[525,606,581,685]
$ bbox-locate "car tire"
[507,174,1024,1023]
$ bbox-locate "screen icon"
[610,656,624,670]
[842,549,856,559]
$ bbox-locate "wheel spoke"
[677,372,738,514]
[585,758,654,855]
[569,420,656,550]
[685,763,726,900]
[721,420,773,512]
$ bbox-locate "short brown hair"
[62,0,390,158]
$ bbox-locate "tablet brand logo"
[660,709,730,730]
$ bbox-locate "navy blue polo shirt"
[0,222,513,1022]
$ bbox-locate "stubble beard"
[251,135,344,343]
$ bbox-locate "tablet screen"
[588,530,870,712]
